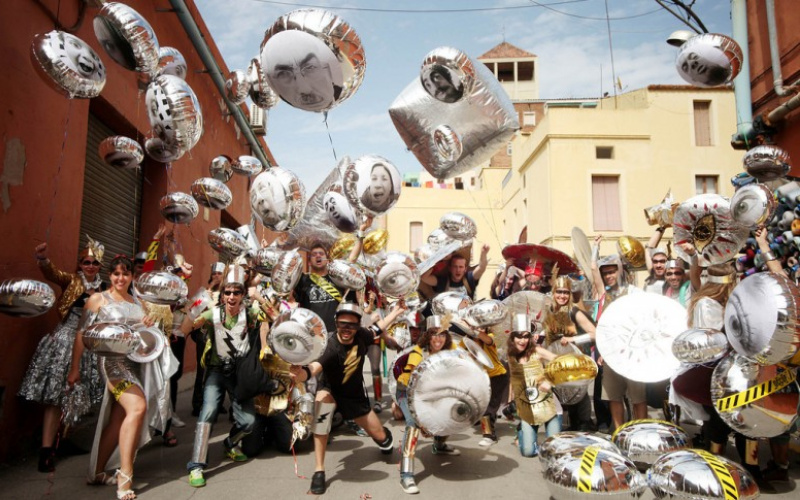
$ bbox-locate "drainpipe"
[168,0,271,168]
[730,0,755,147]
[764,0,800,123]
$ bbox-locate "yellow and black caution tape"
[576,446,599,493]
[693,449,738,500]
[611,418,684,440]
[715,368,796,412]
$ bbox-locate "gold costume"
[38,259,89,320]
[509,354,556,425]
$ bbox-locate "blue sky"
[195,0,733,193]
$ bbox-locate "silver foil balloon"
[323,190,359,233]
[543,342,589,405]
[208,228,249,262]
[127,324,166,363]
[743,144,792,182]
[711,353,800,438]
[271,249,303,296]
[676,33,743,87]
[31,30,106,99]
[724,271,800,365]
[612,420,689,470]
[82,322,141,356]
[327,260,366,290]
[544,446,647,499]
[672,327,730,364]
[407,349,491,436]
[462,299,507,328]
[432,124,463,162]
[0,279,56,318]
[144,133,182,163]
[159,192,198,224]
[191,177,232,210]
[648,449,759,500]
[730,183,776,228]
[414,243,434,263]
[428,228,453,249]
[209,155,233,183]
[440,212,477,241]
[539,432,620,466]
[389,46,519,179]
[226,69,250,105]
[157,46,187,80]
[232,155,263,177]
[250,167,306,232]
[134,271,188,306]
[431,291,472,316]
[673,194,749,267]
[269,307,327,365]
[259,9,365,112]
[343,155,402,216]
[416,238,466,276]
[459,336,494,369]
[145,74,203,153]
[246,57,279,109]
[251,247,282,276]
[236,224,260,257]
[98,136,143,169]
[375,252,419,299]
[93,2,159,76]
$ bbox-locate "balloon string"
[465,186,503,250]
[323,112,338,161]
[45,100,72,244]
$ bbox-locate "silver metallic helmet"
[134,251,148,262]
[512,313,530,333]
[335,302,363,320]
[426,314,444,331]
[210,261,226,274]
[223,264,247,289]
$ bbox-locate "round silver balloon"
[98,136,143,169]
[672,328,730,365]
[673,194,750,266]
[209,155,233,183]
[247,57,279,109]
[250,168,306,231]
[544,446,647,499]
[323,190,359,233]
[427,228,454,249]
[208,228,249,262]
[375,252,419,299]
[539,432,620,466]
[730,183,777,228]
[743,144,792,182]
[440,212,477,241]
[327,260,366,290]
[711,353,800,438]
[145,75,203,153]
[0,279,56,318]
[420,46,474,104]
[432,125,463,162]
[134,271,188,306]
[226,69,250,105]
[611,420,689,470]
[407,349,491,436]
[648,449,759,500]
[269,307,327,365]
[82,322,141,356]
[191,177,232,210]
[676,33,743,87]
[232,155,263,177]
[462,299,507,328]
[459,336,494,369]
[259,9,365,112]
[236,224,260,256]
[93,2,159,76]
[724,271,800,365]
[430,291,472,316]
[159,192,198,224]
[343,155,402,216]
[156,46,186,80]
[251,247,282,276]
[31,30,106,99]
[144,133,183,163]
[127,324,166,363]
[271,249,303,296]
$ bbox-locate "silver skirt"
[101,355,142,391]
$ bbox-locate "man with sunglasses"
[663,260,692,307]
[290,301,406,495]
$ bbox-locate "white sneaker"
[171,415,186,428]
[478,436,497,448]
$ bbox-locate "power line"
[248,0,589,14]
[527,0,662,21]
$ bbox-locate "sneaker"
[223,439,248,462]
[373,402,383,414]
[188,468,205,488]
[431,442,461,456]
[171,415,186,428]
[400,474,420,494]
[345,419,368,437]
[478,435,498,448]
[763,460,790,482]
[310,471,326,495]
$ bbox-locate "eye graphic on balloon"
[377,264,413,296]
[271,322,315,364]
[419,383,481,425]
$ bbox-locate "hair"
[686,263,737,326]
[417,327,453,352]
[309,242,329,258]
[450,255,468,266]
[427,65,464,101]
[506,331,536,361]
[109,255,134,273]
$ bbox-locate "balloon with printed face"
[31,30,106,98]
[323,191,359,233]
[144,132,182,163]
[250,168,306,231]
[675,33,743,87]
[157,46,187,79]
[145,75,203,154]
[343,155,402,216]
[93,2,159,76]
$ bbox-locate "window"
[693,100,711,146]
[596,146,614,159]
[522,111,536,126]
[506,141,513,156]
[592,175,622,231]
[483,62,495,74]
[470,177,476,186]
[409,222,423,251]
[518,61,534,81]
[498,62,514,82]
[695,175,718,194]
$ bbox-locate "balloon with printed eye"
[226,69,250,105]
[209,155,233,183]
[144,132,183,163]
[156,46,187,79]
[249,168,306,231]
[730,183,776,228]
[93,2,159,76]
[0,279,56,318]
[98,136,143,169]
[375,252,419,299]
[259,9,365,112]
[343,155,402,216]
[269,307,327,365]
[675,33,743,87]
[323,191,359,233]
[31,30,106,99]
[145,75,203,154]
[159,192,198,224]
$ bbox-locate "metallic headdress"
[665,260,685,271]
[210,262,226,274]
[335,302,363,319]
[511,313,530,333]
[553,276,572,292]
[79,235,105,263]
[223,264,247,288]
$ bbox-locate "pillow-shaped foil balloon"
[671,327,729,365]
[648,449,759,500]
[259,9,365,112]
[98,136,143,169]
[0,279,56,318]
[226,69,250,105]
[145,75,203,154]
[389,46,519,180]
[611,419,689,470]
[743,145,792,182]
[676,33,743,87]
[156,46,187,80]
[271,249,304,296]
[210,155,233,183]
[343,155,402,216]
[250,167,306,231]
[440,212,476,241]
[93,2,159,76]
[82,323,141,356]
[191,177,232,210]
[247,57,279,110]
[269,308,327,365]
[134,271,188,305]
[543,446,646,499]
[323,191,359,233]
[538,432,620,465]
[159,192,198,224]
[31,31,106,99]
[673,194,749,266]
[363,228,389,255]
[375,252,419,299]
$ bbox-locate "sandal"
[86,471,116,485]
[162,431,178,447]
[115,469,136,500]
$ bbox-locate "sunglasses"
[652,259,667,264]
[82,260,100,266]
[512,333,532,339]
[223,290,243,296]
[665,271,684,276]
[554,290,570,295]
[337,322,359,330]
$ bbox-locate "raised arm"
[644,227,665,272]
[755,227,786,276]
[348,215,374,263]
[472,244,490,282]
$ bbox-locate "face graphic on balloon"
[678,50,728,87]
[55,32,102,79]
[360,163,395,213]
[323,192,357,232]
[422,64,463,103]
[250,174,287,228]
[93,17,137,70]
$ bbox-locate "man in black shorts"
[291,301,405,495]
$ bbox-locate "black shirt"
[294,273,341,333]
[317,327,375,399]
